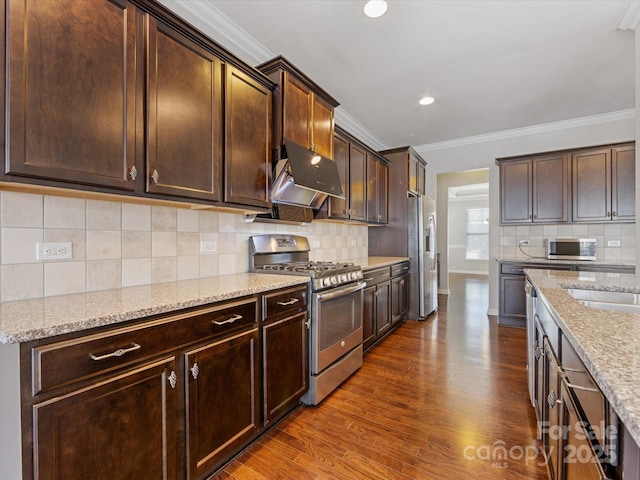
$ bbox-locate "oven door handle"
[316,281,366,301]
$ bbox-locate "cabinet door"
[366,155,388,223]
[147,17,223,201]
[408,152,425,196]
[6,0,139,190]
[572,148,612,222]
[612,144,635,221]
[311,95,334,158]
[325,132,349,219]
[263,311,308,424]
[184,328,259,479]
[391,274,408,324]
[500,159,532,223]
[375,282,391,335]
[499,274,526,320]
[362,285,376,350]
[33,358,177,480]
[532,154,568,222]
[349,143,367,221]
[282,73,312,149]
[377,160,389,223]
[224,66,271,208]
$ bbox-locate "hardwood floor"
[214,273,548,479]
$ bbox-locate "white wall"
[419,113,635,316]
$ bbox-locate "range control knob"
[340,274,348,283]
[323,277,332,287]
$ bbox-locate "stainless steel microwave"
[546,238,596,261]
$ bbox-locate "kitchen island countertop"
[525,268,640,447]
[0,273,309,344]
[497,256,635,269]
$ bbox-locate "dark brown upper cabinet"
[572,143,635,222]
[408,150,426,196]
[257,56,339,160]
[224,66,272,209]
[320,130,350,219]
[146,15,223,201]
[497,153,569,224]
[366,152,388,224]
[5,0,141,190]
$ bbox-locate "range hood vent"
[245,203,314,226]
[271,139,344,209]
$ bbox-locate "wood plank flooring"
[214,273,549,479]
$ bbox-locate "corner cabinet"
[21,285,309,480]
[5,0,140,191]
[497,153,569,224]
[2,0,275,212]
[257,56,339,160]
[572,143,635,222]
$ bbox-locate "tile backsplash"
[0,192,369,301]
[499,224,636,262]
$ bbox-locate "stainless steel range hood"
[271,139,344,209]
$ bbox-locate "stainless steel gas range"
[249,234,365,405]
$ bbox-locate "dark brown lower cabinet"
[263,311,308,424]
[32,357,177,480]
[362,284,376,350]
[184,328,260,480]
[391,272,409,324]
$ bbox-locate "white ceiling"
[159,0,636,151]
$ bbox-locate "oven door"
[311,281,365,374]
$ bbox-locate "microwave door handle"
[315,281,366,301]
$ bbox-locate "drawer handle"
[213,314,242,326]
[90,343,141,361]
[364,277,374,281]
[277,298,300,306]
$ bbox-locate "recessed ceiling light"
[364,0,388,18]
[419,96,435,106]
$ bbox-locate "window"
[466,207,489,260]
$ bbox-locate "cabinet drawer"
[500,263,526,275]
[363,267,391,285]
[31,297,257,395]
[262,285,308,319]
[391,262,410,278]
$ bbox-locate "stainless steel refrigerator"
[407,195,438,319]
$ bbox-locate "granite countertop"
[497,256,635,268]
[347,256,410,269]
[0,273,309,344]
[525,268,640,446]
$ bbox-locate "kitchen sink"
[565,288,640,314]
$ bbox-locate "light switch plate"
[607,240,621,247]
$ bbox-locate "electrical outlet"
[607,240,621,247]
[200,240,217,254]
[36,242,72,260]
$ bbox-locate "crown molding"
[156,0,274,65]
[414,109,636,153]
[334,109,390,151]
[616,1,640,30]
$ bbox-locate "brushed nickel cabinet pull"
[213,314,242,326]
[151,169,160,184]
[277,298,300,306]
[190,362,199,380]
[168,371,177,389]
[90,343,141,361]
[128,166,137,180]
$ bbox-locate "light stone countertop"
[0,273,309,344]
[525,268,640,447]
[497,256,635,269]
[347,256,410,270]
